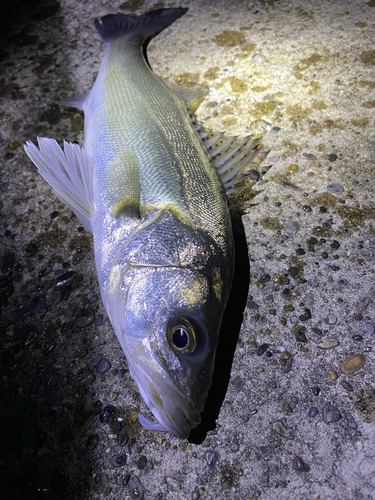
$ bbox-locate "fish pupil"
[172,328,188,349]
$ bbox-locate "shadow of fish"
[24,8,260,438]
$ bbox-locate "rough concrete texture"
[0,0,374,499]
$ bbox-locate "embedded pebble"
[230,442,240,452]
[272,421,294,439]
[256,343,269,356]
[128,475,144,500]
[322,403,341,423]
[340,353,365,374]
[253,54,266,63]
[89,354,103,370]
[311,386,320,396]
[77,371,95,386]
[111,454,126,467]
[55,271,76,287]
[343,411,357,430]
[317,338,339,349]
[119,434,129,447]
[100,404,116,423]
[94,314,103,326]
[206,450,218,467]
[360,323,374,336]
[341,380,353,392]
[283,220,300,235]
[191,490,200,500]
[309,407,319,418]
[75,313,95,328]
[166,477,181,491]
[14,295,46,323]
[270,155,280,163]
[328,153,338,162]
[352,335,363,342]
[46,372,59,392]
[330,371,338,381]
[327,314,337,325]
[97,358,111,374]
[327,183,345,195]
[293,456,310,472]
[137,455,147,470]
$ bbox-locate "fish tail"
[94,8,188,44]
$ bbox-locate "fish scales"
[23,8,260,439]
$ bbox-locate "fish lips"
[130,336,201,439]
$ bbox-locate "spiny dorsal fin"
[24,138,95,231]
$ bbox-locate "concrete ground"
[0,0,374,499]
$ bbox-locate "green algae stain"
[360,50,375,65]
[351,117,371,127]
[361,100,375,108]
[212,30,246,47]
[229,77,248,93]
[336,205,375,227]
[203,66,220,80]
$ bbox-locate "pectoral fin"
[103,149,140,219]
[24,138,95,231]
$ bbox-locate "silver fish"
[24,8,260,438]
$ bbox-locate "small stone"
[322,403,341,423]
[329,371,338,381]
[97,358,111,374]
[166,477,181,491]
[340,354,365,374]
[128,476,144,500]
[137,455,147,470]
[341,380,353,392]
[288,267,299,277]
[287,164,299,174]
[253,54,266,63]
[46,372,59,392]
[55,271,76,287]
[130,412,138,422]
[282,220,300,236]
[360,323,374,336]
[327,314,337,325]
[206,450,218,467]
[256,343,269,356]
[89,354,103,370]
[311,386,320,396]
[309,407,319,418]
[191,490,200,500]
[331,240,340,249]
[111,454,126,467]
[272,420,294,439]
[99,404,116,423]
[77,371,95,386]
[317,338,339,349]
[230,442,240,452]
[343,411,357,430]
[293,456,310,472]
[352,334,363,342]
[119,434,129,447]
[94,314,103,326]
[327,183,345,195]
[328,154,338,162]
[74,313,95,328]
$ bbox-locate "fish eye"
[168,318,196,354]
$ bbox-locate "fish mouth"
[129,337,201,439]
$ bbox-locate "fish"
[24,8,261,438]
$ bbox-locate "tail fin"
[95,8,188,44]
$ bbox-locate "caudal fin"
[95,8,188,44]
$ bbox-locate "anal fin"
[24,138,95,231]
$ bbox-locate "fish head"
[103,208,233,438]
[110,263,227,438]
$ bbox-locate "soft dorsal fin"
[24,138,95,231]
[188,111,263,196]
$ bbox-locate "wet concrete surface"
[0,0,374,499]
